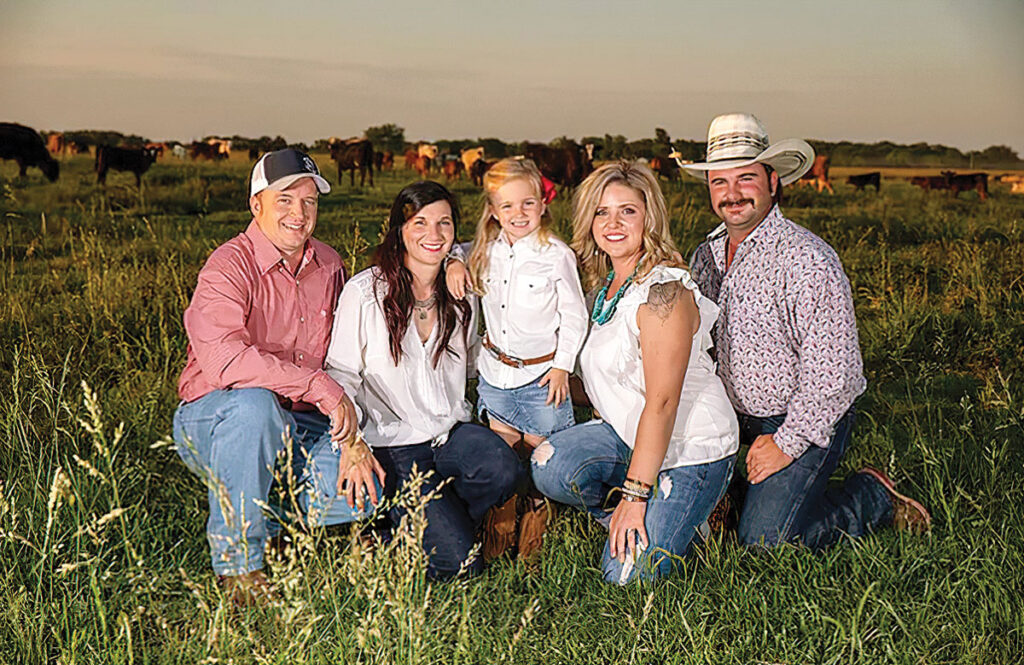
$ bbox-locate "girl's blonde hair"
[467,157,552,293]
[571,160,683,291]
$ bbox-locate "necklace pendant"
[419,309,427,320]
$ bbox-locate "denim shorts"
[476,373,575,437]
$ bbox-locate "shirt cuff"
[552,350,576,373]
[772,426,813,460]
[308,372,345,416]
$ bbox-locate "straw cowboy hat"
[681,113,815,186]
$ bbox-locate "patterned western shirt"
[689,205,866,459]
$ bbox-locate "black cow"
[95,146,158,187]
[649,156,680,181]
[846,172,881,192]
[469,158,495,187]
[0,122,59,181]
[941,171,988,200]
[523,141,595,188]
[329,138,374,187]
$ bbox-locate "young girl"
[447,157,587,560]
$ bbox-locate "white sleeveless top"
[579,265,739,470]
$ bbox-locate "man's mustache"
[718,199,753,211]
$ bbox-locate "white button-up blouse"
[579,265,739,470]
[324,268,477,448]
[474,230,587,389]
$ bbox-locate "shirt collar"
[740,204,784,248]
[245,219,318,275]
[497,227,541,251]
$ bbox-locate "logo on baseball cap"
[250,149,331,198]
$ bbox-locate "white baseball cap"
[249,148,331,198]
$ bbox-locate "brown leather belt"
[483,334,555,369]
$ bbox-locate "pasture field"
[1,154,1023,664]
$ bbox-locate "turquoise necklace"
[591,263,640,325]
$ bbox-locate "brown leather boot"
[218,570,277,609]
[859,467,932,533]
[707,491,734,535]
[518,498,554,561]
[482,496,518,562]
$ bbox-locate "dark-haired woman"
[324,181,522,580]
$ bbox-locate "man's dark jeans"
[373,422,522,580]
[736,408,894,550]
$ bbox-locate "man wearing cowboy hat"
[685,113,930,549]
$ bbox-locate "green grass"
[1,156,1022,664]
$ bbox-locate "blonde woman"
[531,160,739,584]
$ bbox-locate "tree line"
[46,125,1023,169]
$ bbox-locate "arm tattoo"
[646,281,681,321]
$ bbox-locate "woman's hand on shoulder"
[445,259,472,300]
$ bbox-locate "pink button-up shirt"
[177,220,347,415]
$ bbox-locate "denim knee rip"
[531,440,554,467]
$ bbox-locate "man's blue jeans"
[531,420,735,585]
[172,388,375,576]
[736,408,894,550]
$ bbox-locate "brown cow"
[329,138,374,187]
[414,144,438,174]
[910,175,948,192]
[189,142,227,160]
[403,149,418,170]
[999,174,1024,195]
[442,158,464,181]
[144,142,167,160]
[523,141,594,189]
[797,155,833,193]
[460,147,485,176]
[380,150,394,170]
[0,123,60,181]
[206,138,231,157]
[414,155,432,178]
[846,172,881,192]
[46,132,65,155]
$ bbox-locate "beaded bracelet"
[623,478,652,498]
[621,492,649,503]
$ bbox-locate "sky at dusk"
[2,0,1022,154]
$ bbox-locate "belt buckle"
[511,357,525,369]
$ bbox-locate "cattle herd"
[0,122,1018,201]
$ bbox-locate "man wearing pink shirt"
[173,149,375,604]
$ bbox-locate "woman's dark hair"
[374,181,472,368]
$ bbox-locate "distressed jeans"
[172,388,376,576]
[736,408,894,550]
[531,420,735,585]
[372,422,523,580]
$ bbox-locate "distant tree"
[603,134,629,159]
[975,145,1022,167]
[478,137,509,158]
[364,123,405,153]
[654,127,672,156]
[627,138,656,158]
